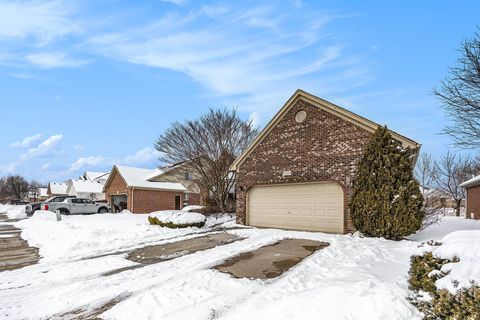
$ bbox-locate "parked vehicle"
[25,202,42,216]
[41,197,110,215]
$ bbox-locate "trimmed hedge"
[408,252,479,319]
[148,216,205,228]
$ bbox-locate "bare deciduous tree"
[415,152,441,228]
[434,152,478,216]
[155,108,258,212]
[415,152,436,199]
[434,29,480,148]
[2,175,29,201]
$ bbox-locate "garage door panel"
[247,182,344,233]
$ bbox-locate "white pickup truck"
[41,197,110,215]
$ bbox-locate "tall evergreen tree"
[351,126,424,239]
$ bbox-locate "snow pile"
[15,210,211,262]
[433,230,480,292]
[0,204,26,219]
[149,210,206,225]
[182,205,204,212]
[409,216,480,242]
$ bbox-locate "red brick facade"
[466,186,480,219]
[104,168,201,213]
[235,98,374,233]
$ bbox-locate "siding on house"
[235,98,374,233]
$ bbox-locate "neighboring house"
[66,179,105,201]
[460,175,480,219]
[231,89,420,234]
[47,182,68,197]
[26,188,48,202]
[103,165,201,213]
[420,187,465,208]
[81,171,110,185]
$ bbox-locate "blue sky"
[0,0,478,183]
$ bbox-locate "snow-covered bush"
[148,210,206,228]
[408,232,480,319]
[350,126,424,239]
[181,205,205,212]
[408,252,456,295]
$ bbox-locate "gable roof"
[39,188,48,197]
[48,182,68,195]
[231,89,421,171]
[104,165,186,192]
[460,175,480,189]
[148,160,192,181]
[83,171,109,181]
[68,179,104,194]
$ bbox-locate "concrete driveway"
[0,212,39,272]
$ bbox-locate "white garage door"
[247,182,344,233]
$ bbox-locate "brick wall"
[186,192,201,206]
[104,170,131,207]
[131,189,183,213]
[466,186,480,219]
[235,98,374,233]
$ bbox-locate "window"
[295,110,307,123]
[71,199,81,204]
[184,172,191,180]
[183,193,189,201]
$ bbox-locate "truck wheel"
[59,208,70,215]
[98,208,108,214]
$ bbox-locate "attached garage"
[247,182,344,233]
[231,89,420,234]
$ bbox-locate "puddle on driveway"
[103,232,241,276]
[214,239,329,279]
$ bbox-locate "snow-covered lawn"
[0,206,478,319]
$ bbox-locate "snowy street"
[0,205,478,320]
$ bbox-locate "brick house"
[460,175,480,219]
[230,89,420,234]
[103,165,201,213]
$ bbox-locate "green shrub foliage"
[408,252,453,294]
[408,252,479,319]
[350,126,424,239]
[148,216,205,228]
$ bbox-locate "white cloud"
[9,134,43,148]
[67,147,160,173]
[88,5,368,113]
[25,52,87,69]
[160,0,187,5]
[8,72,34,80]
[123,147,161,166]
[0,134,63,174]
[0,0,82,45]
[69,156,112,171]
[248,112,262,129]
[74,144,86,151]
[20,134,63,160]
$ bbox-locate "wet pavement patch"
[0,213,39,272]
[214,239,329,279]
[103,232,241,276]
[50,293,131,320]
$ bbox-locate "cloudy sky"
[0,0,478,183]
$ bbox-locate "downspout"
[131,187,135,213]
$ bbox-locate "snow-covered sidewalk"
[0,206,478,320]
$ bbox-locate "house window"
[183,193,189,201]
[184,172,191,180]
[295,110,307,123]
